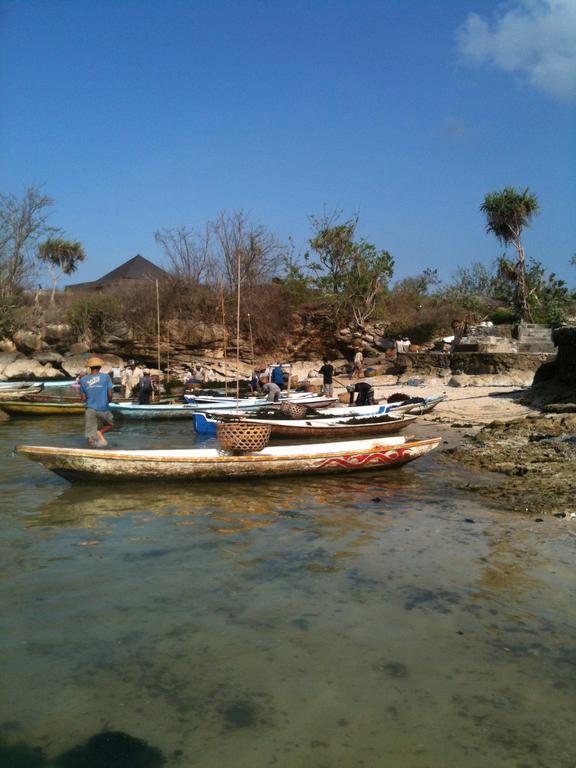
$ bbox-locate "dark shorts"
[85,408,113,439]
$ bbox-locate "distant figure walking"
[271,364,285,390]
[318,357,334,397]
[121,360,143,399]
[79,357,114,447]
[351,347,364,379]
[395,337,411,354]
[138,369,155,404]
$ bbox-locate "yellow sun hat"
[86,357,104,368]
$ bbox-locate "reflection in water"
[0,730,166,767]
[1,417,575,767]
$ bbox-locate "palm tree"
[480,187,539,321]
[37,237,86,304]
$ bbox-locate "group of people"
[317,356,375,406]
[120,360,157,403]
[249,364,286,402]
[183,364,216,386]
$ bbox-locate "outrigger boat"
[183,392,338,409]
[15,435,441,482]
[0,379,75,389]
[0,399,85,416]
[110,401,210,419]
[193,411,416,438]
[319,395,446,417]
[0,385,45,400]
[109,393,338,419]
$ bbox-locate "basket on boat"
[279,401,308,420]
[217,422,271,453]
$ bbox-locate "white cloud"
[456,0,576,103]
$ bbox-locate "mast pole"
[220,283,228,396]
[155,279,161,377]
[247,312,255,369]
[236,249,241,410]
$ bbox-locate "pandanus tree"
[37,237,86,303]
[480,187,539,321]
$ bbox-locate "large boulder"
[13,329,43,354]
[61,353,124,377]
[68,342,90,355]
[43,323,73,343]
[0,352,25,378]
[552,326,576,381]
[1,358,62,380]
[0,339,17,353]
[32,351,65,365]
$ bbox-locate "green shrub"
[66,294,122,344]
[488,307,518,325]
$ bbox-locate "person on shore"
[249,367,261,393]
[121,360,143,399]
[260,376,281,402]
[347,381,375,407]
[271,364,285,390]
[395,337,411,354]
[138,369,155,405]
[79,357,114,448]
[318,357,334,397]
[351,347,364,379]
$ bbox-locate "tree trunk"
[514,240,532,322]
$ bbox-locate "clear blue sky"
[1,0,575,287]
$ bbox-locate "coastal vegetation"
[1,186,575,357]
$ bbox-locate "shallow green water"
[0,415,574,767]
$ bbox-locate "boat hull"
[110,402,200,419]
[0,401,85,415]
[16,437,441,482]
[192,412,416,438]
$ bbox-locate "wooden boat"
[183,393,338,409]
[193,411,416,438]
[0,399,85,415]
[319,395,446,417]
[110,401,205,419]
[0,385,45,400]
[15,435,441,482]
[0,379,74,389]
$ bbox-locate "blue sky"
[1,0,575,288]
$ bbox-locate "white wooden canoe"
[16,436,441,482]
[184,393,338,409]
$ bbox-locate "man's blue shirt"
[79,372,112,411]
[271,367,284,386]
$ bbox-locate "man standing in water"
[79,357,114,447]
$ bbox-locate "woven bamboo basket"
[217,422,271,453]
[279,401,308,420]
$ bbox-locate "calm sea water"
[0,412,574,767]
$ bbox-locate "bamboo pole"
[155,280,161,376]
[247,312,255,369]
[220,284,228,396]
[235,250,241,410]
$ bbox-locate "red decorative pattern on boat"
[314,448,406,470]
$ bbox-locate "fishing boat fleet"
[5,378,445,483]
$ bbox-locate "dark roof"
[67,255,170,291]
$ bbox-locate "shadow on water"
[0,731,165,768]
